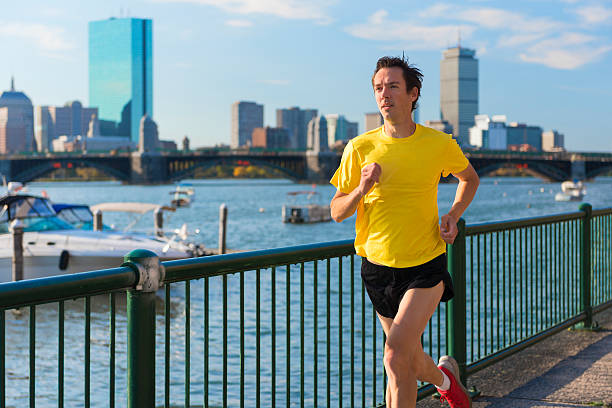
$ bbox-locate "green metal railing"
[0,205,610,407]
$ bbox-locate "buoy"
[527,203,532,208]
[502,192,507,197]
[59,250,70,271]
[259,208,265,213]
[540,188,545,193]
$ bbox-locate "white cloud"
[259,79,290,85]
[153,0,334,24]
[574,5,612,25]
[225,19,253,27]
[346,10,477,50]
[520,33,612,69]
[346,3,612,70]
[0,22,74,55]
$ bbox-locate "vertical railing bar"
[372,298,377,407]
[185,281,191,408]
[165,284,171,408]
[300,263,305,408]
[326,258,331,408]
[59,300,65,408]
[548,223,553,327]
[256,269,261,408]
[539,224,544,332]
[477,234,481,360]
[223,274,228,408]
[85,296,90,408]
[272,266,277,408]
[489,232,493,354]
[361,271,365,408]
[496,231,500,350]
[512,229,517,344]
[240,271,245,408]
[108,292,117,408]
[286,264,291,408]
[502,230,506,348]
[350,254,355,408]
[0,310,4,408]
[314,262,318,408]
[338,257,343,408]
[29,305,35,408]
[527,227,535,335]
[519,227,523,340]
[204,278,209,408]
[470,235,474,362]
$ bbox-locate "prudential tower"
[440,46,478,147]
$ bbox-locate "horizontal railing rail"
[0,205,610,407]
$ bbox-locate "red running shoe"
[437,355,472,408]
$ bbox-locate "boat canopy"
[90,202,175,214]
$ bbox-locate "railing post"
[219,203,227,255]
[9,220,24,282]
[122,249,165,408]
[447,218,467,383]
[579,203,594,328]
[93,209,103,232]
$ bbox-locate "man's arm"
[440,163,480,244]
[331,163,381,222]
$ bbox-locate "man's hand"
[439,214,458,244]
[358,163,381,197]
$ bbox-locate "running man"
[330,56,479,408]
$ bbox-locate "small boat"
[169,183,195,208]
[0,193,204,282]
[555,180,586,202]
[282,191,331,224]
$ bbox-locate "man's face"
[373,67,417,124]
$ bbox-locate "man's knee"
[383,339,421,378]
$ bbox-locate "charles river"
[3,176,612,407]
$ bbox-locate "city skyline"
[0,0,610,152]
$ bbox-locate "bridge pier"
[130,152,167,184]
[571,156,586,181]
[305,151,339,182]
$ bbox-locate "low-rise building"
[252,127,290,149]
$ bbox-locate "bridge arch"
[586,164,612,180]
[475,161,569,182]
[168,157,303,181]
[14,159,131,183]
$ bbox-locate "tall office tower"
[36,101,98,152]
[0,78,34,153]
[440,46,478,146]
[542,130,565,152]
[325,114,358,147]
[276,107,317,150]
[231,101,263,148]
[89,17,153,142]
[364,112,383,132]
[307,116,328,152]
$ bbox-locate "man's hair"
[372,56,423,111]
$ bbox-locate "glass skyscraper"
[89,18,152,143]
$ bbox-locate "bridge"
[1,149,611,184]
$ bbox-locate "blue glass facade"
[89,18,152,142]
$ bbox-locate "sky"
[1,0,611,152]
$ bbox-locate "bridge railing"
[0,205,611,407]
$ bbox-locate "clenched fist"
[439,214,458,244]
[358,163,381,197]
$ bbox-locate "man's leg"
[382,282,444,408]
[378,315,444,386]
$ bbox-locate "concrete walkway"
[418,306,612,408]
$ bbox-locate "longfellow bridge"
[1,149,611,184]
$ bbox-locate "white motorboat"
[555,180,586,202]
[282,191,331,224]
[0,193,202,282]
[169,183,195,208]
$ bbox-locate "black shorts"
[360,254,454,319]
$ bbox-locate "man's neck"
[384,118,416,139]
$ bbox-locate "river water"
[2,177,612,407]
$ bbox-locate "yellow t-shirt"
[330,124,469,268]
